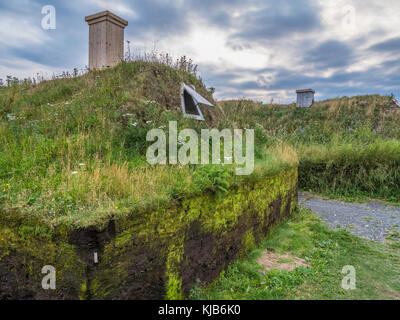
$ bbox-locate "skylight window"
[180,83,214,121]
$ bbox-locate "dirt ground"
[257,249,309,272]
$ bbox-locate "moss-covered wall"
[0,167,298,300]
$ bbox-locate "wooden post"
[85,11,128,70]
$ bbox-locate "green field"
[191,208,400,300]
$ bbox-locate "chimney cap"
[85,10,128,27]
[296,89,315,94]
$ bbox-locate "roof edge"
[85,10,128,27]
[296,89,315,94]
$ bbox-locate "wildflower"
[72,171,79,175]
[115,206,119,209]
[79,163,85,166]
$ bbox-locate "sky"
[1,0,400,103]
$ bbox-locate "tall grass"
[219,95,400,202]
[298,139,400,201]
[0,61,293,226]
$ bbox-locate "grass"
[218,96,400,203]
[190,207,400,300]
[2,57,400,300]
[0,61,297,227]
[298,139,400,202]
[3,59,399,228]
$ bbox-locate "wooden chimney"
[85,11,128,70]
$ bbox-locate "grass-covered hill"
[219,96,400,202]
[0,61,295,228]
[1,57,400,229]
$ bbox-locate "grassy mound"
[0,61,296,227]
[218,96,400,202]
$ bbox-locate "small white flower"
[146,120,152,124]
[71,171,79,175]
[132,122,138,127]
[79,163,85,166]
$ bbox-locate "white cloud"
[0,57,63,80]
[0,13,50,48]
[86,0,136,17]
[2,0,400,103]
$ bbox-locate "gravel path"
[299,192,400,242]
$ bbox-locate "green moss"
[165,243,184,300]
[241,231,255,257]
[79,281,88,300]
[0,166,298,299]
[166,272,183,300]
[89,167,298,299]
[0,223,86,298]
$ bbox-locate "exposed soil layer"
[0,168,298,299]
[180,192,296,296]
[98,236,168,300]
